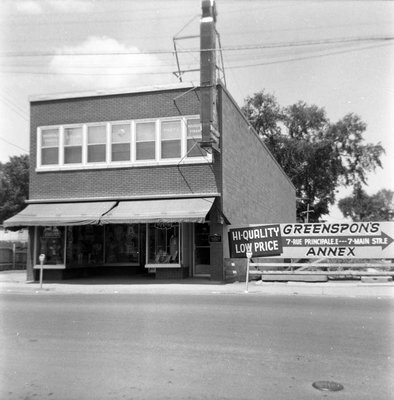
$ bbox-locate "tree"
[242,90,385,221]
[338,187,394,221]
[0,155,29,224]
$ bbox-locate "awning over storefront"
[3,201,117,228]
[100,197,215,224]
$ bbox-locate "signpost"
[245,251,253,293]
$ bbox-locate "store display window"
[36,226,65,265]
[66,225,104,266]
[148,223,180,264]
[105,224,139,264]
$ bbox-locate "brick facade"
[29,86,220,201]
[24,83,295,282]
[219,85,296,257]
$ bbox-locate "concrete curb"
[1,271,393,298]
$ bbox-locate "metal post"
[245,251,252,293]
[39,254,45,290]
[12,242,16,270]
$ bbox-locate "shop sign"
[228,224,282,258]
[230,221,394,259]
[209,234,222,243]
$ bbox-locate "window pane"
[42,129,59,147]
[111,124,130,143]
[66,226,104,266]
[136,122,155,141]
[88,125,106,144]
[65,146,82,164]
[187,119,206,157]
[187,119,201,138]
[36,226,64,265]
[112,143,130,161]
[161,140,181,159]
[41,148,58,165]
[105,224,140,264]
[136,142,155,160]
[161,120,181,140]
[148,224,179,264]
[64,127,82,145]
[88,145,106,162]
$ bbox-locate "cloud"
[15,0,43,14]
[14,0,93,14]
[47,0,93,13]
[49,36,168,89]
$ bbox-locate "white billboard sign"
[230,221,394,259]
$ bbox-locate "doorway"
[193,223,210,277]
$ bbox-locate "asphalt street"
[1,292,393,400]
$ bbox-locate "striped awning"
[3,201,117,228]
[100,198,215,224]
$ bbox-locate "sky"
[0,0,393,221]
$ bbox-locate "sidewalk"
[1,270,394,297]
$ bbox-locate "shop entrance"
[193,223,210,277]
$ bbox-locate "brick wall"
[29,87,219,201]
[220,85,296,227]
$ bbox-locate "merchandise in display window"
[148,223,179,264]
[36,226,65,265]
[66,225,104,266]
[105,224,139,265]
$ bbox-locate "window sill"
[145,263,181,269]
[36,156,212,172]
[34,264,66,270]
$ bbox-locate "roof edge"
[29,82,198,102]
[26,193,220,204]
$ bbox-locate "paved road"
[1,292,393,399]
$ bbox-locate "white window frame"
[135,120,157,162]
[36,115,212,171]
[86,123,108,165]
[63,124,84,166]
[37,126,61,167]
[159,118,183,161]
[110,121,132,164]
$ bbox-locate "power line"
[0,136,29,153]
[225,42,393,70]
[0,41,389,77]
[1,36,393,58]
[0,69,177,76]
[0,95,29,121]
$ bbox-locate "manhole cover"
[312,381,344,392]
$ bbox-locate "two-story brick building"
[4,1,295,281]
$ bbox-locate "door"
[193,223,210,277]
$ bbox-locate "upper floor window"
[36,115,211,171]
[64,126,82,164]
[187,119,206,157]
[41,128,59,165]
[88,124,106,163]
[111,123,131,162]
[136,122,156,161]
[161,120,181,159]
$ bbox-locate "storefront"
[6,198,215,279]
